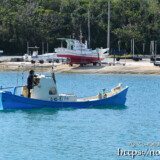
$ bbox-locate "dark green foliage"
[0,0,159,54]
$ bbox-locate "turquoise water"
[0,72,160,160]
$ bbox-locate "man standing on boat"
[27,70,35,98]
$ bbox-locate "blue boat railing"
[0,85,25,95]
[13,87,17,95]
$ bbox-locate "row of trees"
[0,0,160,54]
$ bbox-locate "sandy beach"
[0,57,159,74]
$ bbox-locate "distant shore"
[0,58,160,75]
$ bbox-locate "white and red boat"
[55,38,108,66]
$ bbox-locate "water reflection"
[0,104,127,115]
[88,105,128,110]
[0,108,59,115]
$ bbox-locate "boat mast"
[107,0,110,54]
[80,27,83,44]
[80,27,84,64]
[80,28,83,56]
[88,10,90,49]
[88,0,94,49]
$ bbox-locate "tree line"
[0,0,160,55]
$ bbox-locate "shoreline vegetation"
[0,0,160,55]
[0,59,160,75]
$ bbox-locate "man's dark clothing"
[27,74,34,98]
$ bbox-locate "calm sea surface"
[0,72,160,160]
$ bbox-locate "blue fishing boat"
[0,73,128,110]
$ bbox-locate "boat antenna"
[80,26,83,44]
[52,72,56,84]
[22,64,24,86]
[51,61,56,83]
[80,26,83,57]
[16,65,20,86]
[52,60,54,73]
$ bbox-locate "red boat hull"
[57,54,103,65]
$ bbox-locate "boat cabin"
[22,73,77,102]
[57,38,88,50]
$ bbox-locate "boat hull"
[0,87,128,110]
[57,54,103,64]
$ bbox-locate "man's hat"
[29,70,34,74]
